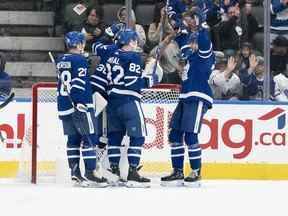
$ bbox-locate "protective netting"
[25,83,181,183]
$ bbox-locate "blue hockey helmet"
[116,29,138,46]
[65,31,86,49]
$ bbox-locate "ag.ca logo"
[256,107,287,146]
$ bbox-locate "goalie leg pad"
[128,137,144,167]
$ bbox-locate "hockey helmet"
[65,31,86,49]
[116,29,138,46]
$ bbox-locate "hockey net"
[20,82,181,184]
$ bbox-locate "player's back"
[90,43,119,97]
[106,49,146,106]
[56,53,93,119]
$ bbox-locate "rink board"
[1,99,288,179]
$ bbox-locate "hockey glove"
[72,104,92,135]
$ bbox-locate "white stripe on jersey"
[91,82,105,91]
[194,101,203,133]
[72,78,85,85]
[199,43,212,54]
[109,88,142,98]
[198,51,213,59]
[71,85,85,91]
[179,91,213,104]
[135,101,147,136]
[86,112,94,134]
[58,108,75,116]
[91,75,108,84]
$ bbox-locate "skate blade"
[109,179,127,187]
[86,181,109,188]
[160,180,184,187]
[72,181,90,188]
[184,181,201,188]
[126,181,151,188]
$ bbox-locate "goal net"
[20,82,182,184]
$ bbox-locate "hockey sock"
[170,142,185,170]
[66,135,81,174]
[128,137,144,167]
[82,135,97,171]
[108,132,124,167]
[169,129,184,170]
[185,132,201,175]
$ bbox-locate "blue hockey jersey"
[90,42,119,98]
[167,0,213,22]
[0,71,11,97]
[56,53,94,119]
[176,28,215,108]
[106,49,149,106]
[271,0,288,33]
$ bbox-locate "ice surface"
[0,179,287,216]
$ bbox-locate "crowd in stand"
[6,0,288,101]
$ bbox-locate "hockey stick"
[0,92,15,109]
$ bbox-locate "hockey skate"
[160,168,184,187]
[184,170,201,188]
[126,166,151,188]
[71,168,89,187]
[108,165,127,187]
[84,170,109,188]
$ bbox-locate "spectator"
[77,6,105,52]
[270,0,288,42]
[236,42,254,70]
[0,53,12,97]
[148,2,174,47]
[117,7,146,51]
[209,55,242,99]
[243,2,261,41]
[219,4,248,55]
[273,64,288,101]
[271,35,288,76]
[150,32,181,84]
[239,55,264,100]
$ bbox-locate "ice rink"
[1,179,287,216]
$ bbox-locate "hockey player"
[161,9,215,187]
[105,29,159,187]
[0,53,11,99]
[89,30,121,178]
[167,0,213,29]
[56,31,108,187]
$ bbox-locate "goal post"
[29,82,181,184]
